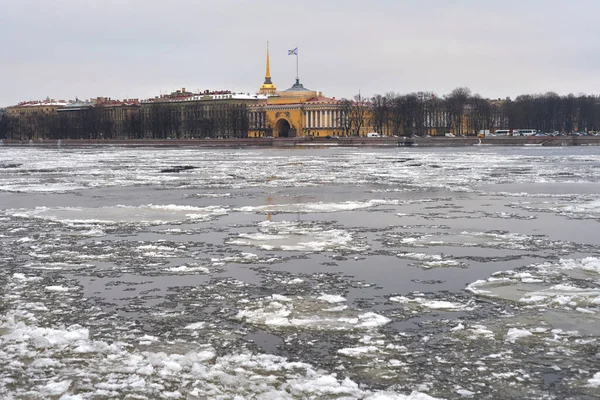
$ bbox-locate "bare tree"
[345,93,371,136]
[337,99,353,136]
[470,94,492,135]
[387,94,406,136]
[445,87,471,135]
[371,94,388,135]
[0,112,11,139]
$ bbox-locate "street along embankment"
[1,136,599,148]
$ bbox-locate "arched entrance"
[275,119,296,138]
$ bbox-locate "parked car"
[444,133,455,137]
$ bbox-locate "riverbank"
[2,135,600,148]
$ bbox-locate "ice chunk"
[318,294,346,303]
[505,328,532,343]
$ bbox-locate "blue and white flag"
[288,47,298,55]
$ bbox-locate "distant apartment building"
[140,88,264,139]
[7,99,69,117]
[56,98,141,139]
[6,99,69,139]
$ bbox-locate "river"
[1,146,600,399]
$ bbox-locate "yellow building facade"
[249,87,351,138]
[249,44,373,138]
[7,99,69,117]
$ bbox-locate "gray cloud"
[1,0,599,106]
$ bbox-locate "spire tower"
[259,41,277,95]
[265,42,272,83]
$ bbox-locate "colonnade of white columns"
[303,109,341,129]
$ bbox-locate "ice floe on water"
[228,220,368,252]
[237,199,400,214]
[236,294,390,331]
[449,323,495,340]
[512,197,600,220]
[0,273,435,400]
[318,294,347,303]
[467,257,600,311]
[45,285,71,292]
[0,309,437,400]
[166,264,211,274]
[187,192,231,198]
[136,243,185,258]
[562,199,600,215]
[388,229,576,253]
[8,204,229,225]
[395,252,466,269]
[505,327,533,343]
[389,295,473,311]
[209,252,280,267]
[587,372,600,387]
[0,182,86,193]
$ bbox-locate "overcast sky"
[1,0,599,107]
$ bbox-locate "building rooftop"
[304,95,338,103]
[141,91,266,103]
[65,100,95,108]
[283,78,312,92]
[13,99,70,107]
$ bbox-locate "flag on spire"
[288,47,298,55]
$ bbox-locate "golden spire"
[265,41,271,80]
[259,41,277,95]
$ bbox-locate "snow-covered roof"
[13,100,70,107]
[141,93,267,103]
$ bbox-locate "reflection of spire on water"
[295,197,301,221]
[266,195,272,221]
[263,195,301,221]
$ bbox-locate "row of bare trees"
[340,88,600,136]
[0,111,12,139]
[142,102,249,139]
[3,89,600,140]
[506,93,600,133]
[0,109,142,141]
[0,102,251,140]
[338,88,487,136]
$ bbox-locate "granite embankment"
[1,136,600,148]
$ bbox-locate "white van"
[493,129,511,136]
[515,129,537,136]
[366,132,381,137]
